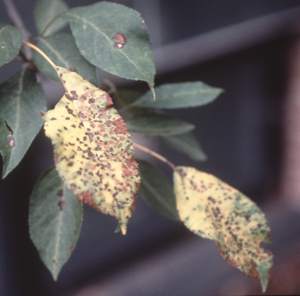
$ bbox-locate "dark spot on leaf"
[58,201,66,211]
[113,33,126,49]
[70,246,74,252]
[57,189,63,197]
[68,67,78,73]
[78,111,86,118]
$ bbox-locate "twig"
[2,0,32,59]
[133,142,176,171]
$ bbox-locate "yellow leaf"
[43,66,140,234]
[174,166,273,292]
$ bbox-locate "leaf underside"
[63,1,155,84]
[137,159,179,221]
[43,66,140,234]
[131,82,223,109]
[158,132,207,162]
[0,68,46,177]
[0,22,23,67]
[174,166,273,292]
[29,167,83,280]
[126,113,195,136]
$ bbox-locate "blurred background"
[1,0,300,295]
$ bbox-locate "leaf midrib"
[38,37,69,68]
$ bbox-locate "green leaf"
[0,22,23,67]
[0,68,47,178]
[63,2,155,84]
[137,159,180,221]
[33,33,98,86]
[126,113,195,136]
[29,167,83,280]
[174,166,273,292]
[131,82,223,109]
[158,132,207,162]
[34,0,69,37]
[117,90,141,106]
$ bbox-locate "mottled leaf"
[158,132,207,162]
[29,167,83,280]
[63,2,155,84]
[126,113,195,136]
[0,68,47,178]
[34,0,69,37]
[131,82,223,109]
[43,66,140,234]
[174,166,272,292]
[137,159,179,220]
[0,22,23,67]
[33,33,98,86]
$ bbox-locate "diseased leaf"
[130,82,223,109]
[43,66,140,234]
[29,167,83,280]
[34,0,69,36]
[0,68,47,178]
[174,166,273,292]
[33,33,98,85]
[0,22,23,67]
[126,113,195,136]
[63,2,155,84]
[158,132,207,162]
[137,159,179,220]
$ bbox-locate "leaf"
[174,167,273,292]
[63,2,155,84]
[29,167,83,280]
[126,113,195,136]
[117,90,141,107]
[43,66,140,234]
[158,132,207,162]
[0,22,23,67]
[130,82,223,109]
[33,33,98,85]
[0,68,47,178]
[137,159,179,221]
[34,0,69,37]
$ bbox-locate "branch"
[133,142,176,171]
[2,0,32,59]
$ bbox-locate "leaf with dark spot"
[174,166,273,292]
[29,167,83,280]
[0,68,47,178]
[43,66,140,234]
[63,2,155,84]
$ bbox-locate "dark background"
[1,1,300,295]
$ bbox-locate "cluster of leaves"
[0,0,273,292]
